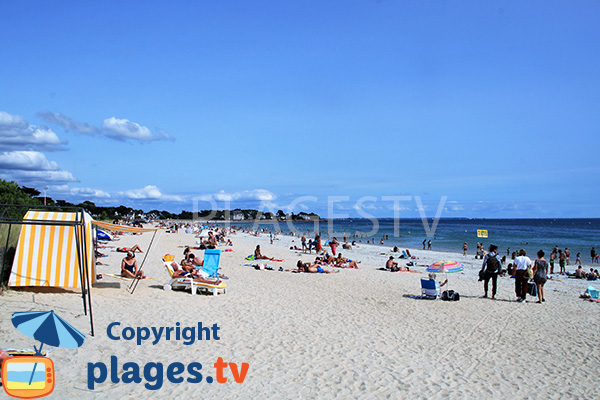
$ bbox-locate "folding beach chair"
[421,278,441,299]
[200,249,221,278]
[162,255,226,296]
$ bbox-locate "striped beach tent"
[9,210,95,288]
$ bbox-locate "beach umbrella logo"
[1,311,85,399]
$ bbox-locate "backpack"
[486,254,500,273]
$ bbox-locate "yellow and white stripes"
[9,211,95,288]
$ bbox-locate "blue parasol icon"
[11,311,86,385]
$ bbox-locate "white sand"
[1,225,599,399]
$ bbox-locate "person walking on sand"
[480,244,502,299]
[514,249,532,302]
[427,240,432,250]
[533,250,548,303]
[422,239,427,250]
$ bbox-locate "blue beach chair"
[201,249,221,278]
[421,278,441,299]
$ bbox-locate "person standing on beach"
[329,237,339,256]
[481,244,502,299]
[315,234,323,254]
[558,250,566,274]
[463,242,468,256]
[301,235,307,253]
[427,240,432,250]
[575,252,581,266]
[591,247,597,263]
[549,249,557,275]
[514,249,532,302]
[423,239,427,250]
[565,248,571,265]
[533,250,548,303]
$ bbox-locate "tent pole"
[74,222,88,316]
[1,223,12,284]
[128,229,158,294]
[82,220,95,337]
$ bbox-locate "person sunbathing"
[335,253,359,269]
[171,262,221,285]
[117,244,143,253]
[386,256,399,271]
[296,261,338,273]
[254,245,274,260]
[121,251,146,279]
[320,254,336,265]
[187,253,204,267]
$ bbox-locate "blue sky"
[1,1,599,218]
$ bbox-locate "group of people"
[480,245,548,303]
[571,265,600,280]
[300,234,356,255]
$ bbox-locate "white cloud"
[118,185,184,202]
[37,110,99,135]
[52,185,110,198]
[0,151,59,171]
[0,151,77,184]
[102,117,174,142]
[38,111,174,143]
[212,189,276,202]
[0,111,65,151]
[0,169,77,184]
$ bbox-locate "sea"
[229,218,600,259]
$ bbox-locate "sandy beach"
[1,225,599,399]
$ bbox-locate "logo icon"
[2,311,85,399]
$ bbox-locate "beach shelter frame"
[90,220,161,295]
[0,204,96,336]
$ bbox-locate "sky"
[1,0,599,218]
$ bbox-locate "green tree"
[0,180,43,208]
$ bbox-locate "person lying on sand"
[335,253,359,269]
[254,245,274,260]
[121,251,146,279]
[296,261,339,273]
[117,244,143,253]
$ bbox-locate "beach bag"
[441,290,460,301]
[527,282,538,297]
[478,269,485,281]
[526,266,534,279]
